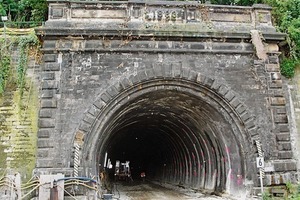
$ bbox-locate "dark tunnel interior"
[96,89,245,193]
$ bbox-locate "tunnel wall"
[35,0,298,197]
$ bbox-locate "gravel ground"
[108,181,253,200]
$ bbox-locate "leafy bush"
[280,59,299,78]
[0,54,11,94]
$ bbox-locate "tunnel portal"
[35,0,298,199]
[82,79,252,195]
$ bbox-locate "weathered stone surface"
[276,133,291,141]
[43,54,56,62]
[41,90,54,98]
[38,130,51,138]
[38,119,55,128]
[270,97,286,106]
[273,161,297,172]
[41,72,55,80]
[37,139,54,148]
[265,64,280,72]
[41,99,57,108]
[32,1,298,197]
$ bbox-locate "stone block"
[273,161,297,172]
[42,81,59,89]
[269,97,286,106]
[245,119,255,129]
[79,122,91,132]
[196,73,204,84]
[269,80,282,88]
[190,43,205,50]
[271,72,281,80]
[181,67,190,79]
[41,90,54,98]
[276,108,286,115]
[38,139,54,148]
[268,55,279,64]
[129,74,140,84]
[85,40,102,49]
[51,8,64,18]
[100,92,112,103]
[230,98,241,108]
[152,64,163,78]
[93,100,106,110]
[248,129,259,137]
[218,85,229,96]
[236,104,246,115]
[203,76,214,87]
[276,133,290,141]
[42,63,60,71]
[88,106,101,117]
[43,54,56,62]
[274,124,290,132]
[163,64,172,78]
[36,158,55,168]
[224,91,235,102]
[137,70,148,81]
[240,112,251,122]
[83,114,96,125]
[41,99,57,108]
[188,70,197,82]
[39,119,55,128]
[39,109,54,118]
[211,81,221,92]
[38,130,51,138]
[171,63,181,78]
[37,149,49,158]
[277,142,292,151]
[43,41,56,49]
[119,78,132,90]
[273,90,284,97]
[274,115,288,123]
[107,86,118,98]
[41,72,55,80]
[278,151,293,159]
[265,64,280,72]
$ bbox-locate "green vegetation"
[0,33,39,96]
[262,0,300,78]
[210,0,263,5]
[211,0,300,78]
[0,0,47,22]
[0,51,11,94]
[16,33,39,96]
[0,33,40,181]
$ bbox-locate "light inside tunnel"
[92,83,247,195]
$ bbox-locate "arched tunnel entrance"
[81,77,255,196]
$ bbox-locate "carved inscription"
[145,9,185,22]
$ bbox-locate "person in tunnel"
[140,171,146,182]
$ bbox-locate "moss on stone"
[0,42,39,182]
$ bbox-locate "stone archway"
[74,67,260,196]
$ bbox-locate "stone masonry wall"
[35,0,298,189]
[0,45,39,181]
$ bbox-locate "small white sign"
[1,16,8,21]
[256,157,264,168]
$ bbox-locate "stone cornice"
[36,1,285,41]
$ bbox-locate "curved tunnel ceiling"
[92,82,248,195]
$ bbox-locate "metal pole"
[259,168,264,198]
[3,22,6,48]
[1,16,8,49]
